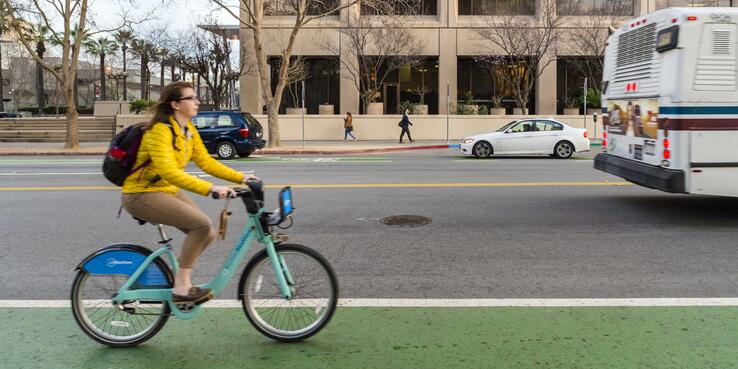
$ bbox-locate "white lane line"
[0,170,253,176]
[4,298,738,308]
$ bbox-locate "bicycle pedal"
[272,233,289,244]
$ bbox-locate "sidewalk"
[0,140,456,156]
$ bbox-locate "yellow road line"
[0,181,632,191]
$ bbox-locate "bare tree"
[212,0,360,147]
[324,2,425,114]
[559,0,632,93]
[176,25,253,109]
[0,0,157,148]
[475,0,561,114]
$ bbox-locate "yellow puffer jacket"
[121,116,245,196]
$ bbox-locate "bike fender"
[77,244,171,287]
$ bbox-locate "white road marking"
[4,298,738,308]
[0,170,253,176]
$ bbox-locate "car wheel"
[216,141,237,160]
[554,141,574,159]
[238,150,253,158]
[472,141,493,158]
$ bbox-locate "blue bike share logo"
[106,258,134,268]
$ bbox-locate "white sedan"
[459,119,590,159]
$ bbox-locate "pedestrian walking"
[398,109,413,143]
[344,112,357,141]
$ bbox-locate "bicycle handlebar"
[211,179,265,214]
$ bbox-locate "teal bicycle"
[71,180,339,347]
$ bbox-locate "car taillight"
[239,128,249,138]
[583,130,588,138]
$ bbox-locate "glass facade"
[358,57,439,114]
[656,0,733,7]
[556,56,602,114]
[265,0,340,15]
[268,56,340,114]
[360,0,438,15]
[557,0,634,15]
[457,57,536,114]
[458,0,536,15]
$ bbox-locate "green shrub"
[129,99,157,114]
[398,100,417,114]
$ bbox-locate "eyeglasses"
[178,96,200,102]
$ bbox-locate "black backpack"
[102,122,175,186]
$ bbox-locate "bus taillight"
[663,138,669,149]
[663,149,671,159]
[583,131,588,138]
[602,131,607,149]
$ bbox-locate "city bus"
[594,7,738,197]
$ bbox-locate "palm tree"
[130,38,158,100]
[29,24,49,110]
[113,29,133,100]
[84,36,118,101]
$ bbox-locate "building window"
[458,0,535,15]
[361,0,437,15]
[556,56,602,114]
[457,57,536,114]
[268,57,340,114]
[656,0,732,8]
[557,0,634,15]
[358,57,439,114]
[265,0,340,15]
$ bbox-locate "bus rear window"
[656,26,679,52]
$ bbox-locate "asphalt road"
[2,149,738,300]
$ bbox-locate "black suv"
[192,111,266,159]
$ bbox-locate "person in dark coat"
[399,109,413,143]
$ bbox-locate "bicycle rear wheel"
[71,246,173,347]
[239,244,339,342]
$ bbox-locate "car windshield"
[496,121,518,132]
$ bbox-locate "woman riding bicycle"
[121,81,255,304]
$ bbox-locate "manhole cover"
[380,215,432,228]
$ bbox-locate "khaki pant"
[121,191,215,268]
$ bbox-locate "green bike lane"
[4,306,738,369]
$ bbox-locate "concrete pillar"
[438,29,457,115]
[339,32,360,114]
[240,28,263,113]
[535,57,557,115]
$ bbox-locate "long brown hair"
[143,81,194,129]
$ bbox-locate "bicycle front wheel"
[239,244,339,342]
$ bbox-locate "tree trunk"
[36,60,45,110]
[0,41,4,112]
[267,104,280,147]
[100,54,106,101]
[122,48,128,100]
[64,82,79,149]
[140,63,146,99]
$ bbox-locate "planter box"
[367,103,384,115]
[563,108,580,115]
[512,108,529,115]
[586,108,600,115]
[490,108,506,115]
[414,105,428,115]
[286,108,306,115]
[319,104,334,115]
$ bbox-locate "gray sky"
[87,0,239,33]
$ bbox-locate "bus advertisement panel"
[606,98,659,139]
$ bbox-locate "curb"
[0,144,454,157]
[254,144,452,155]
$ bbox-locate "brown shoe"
[172,287,213,305]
